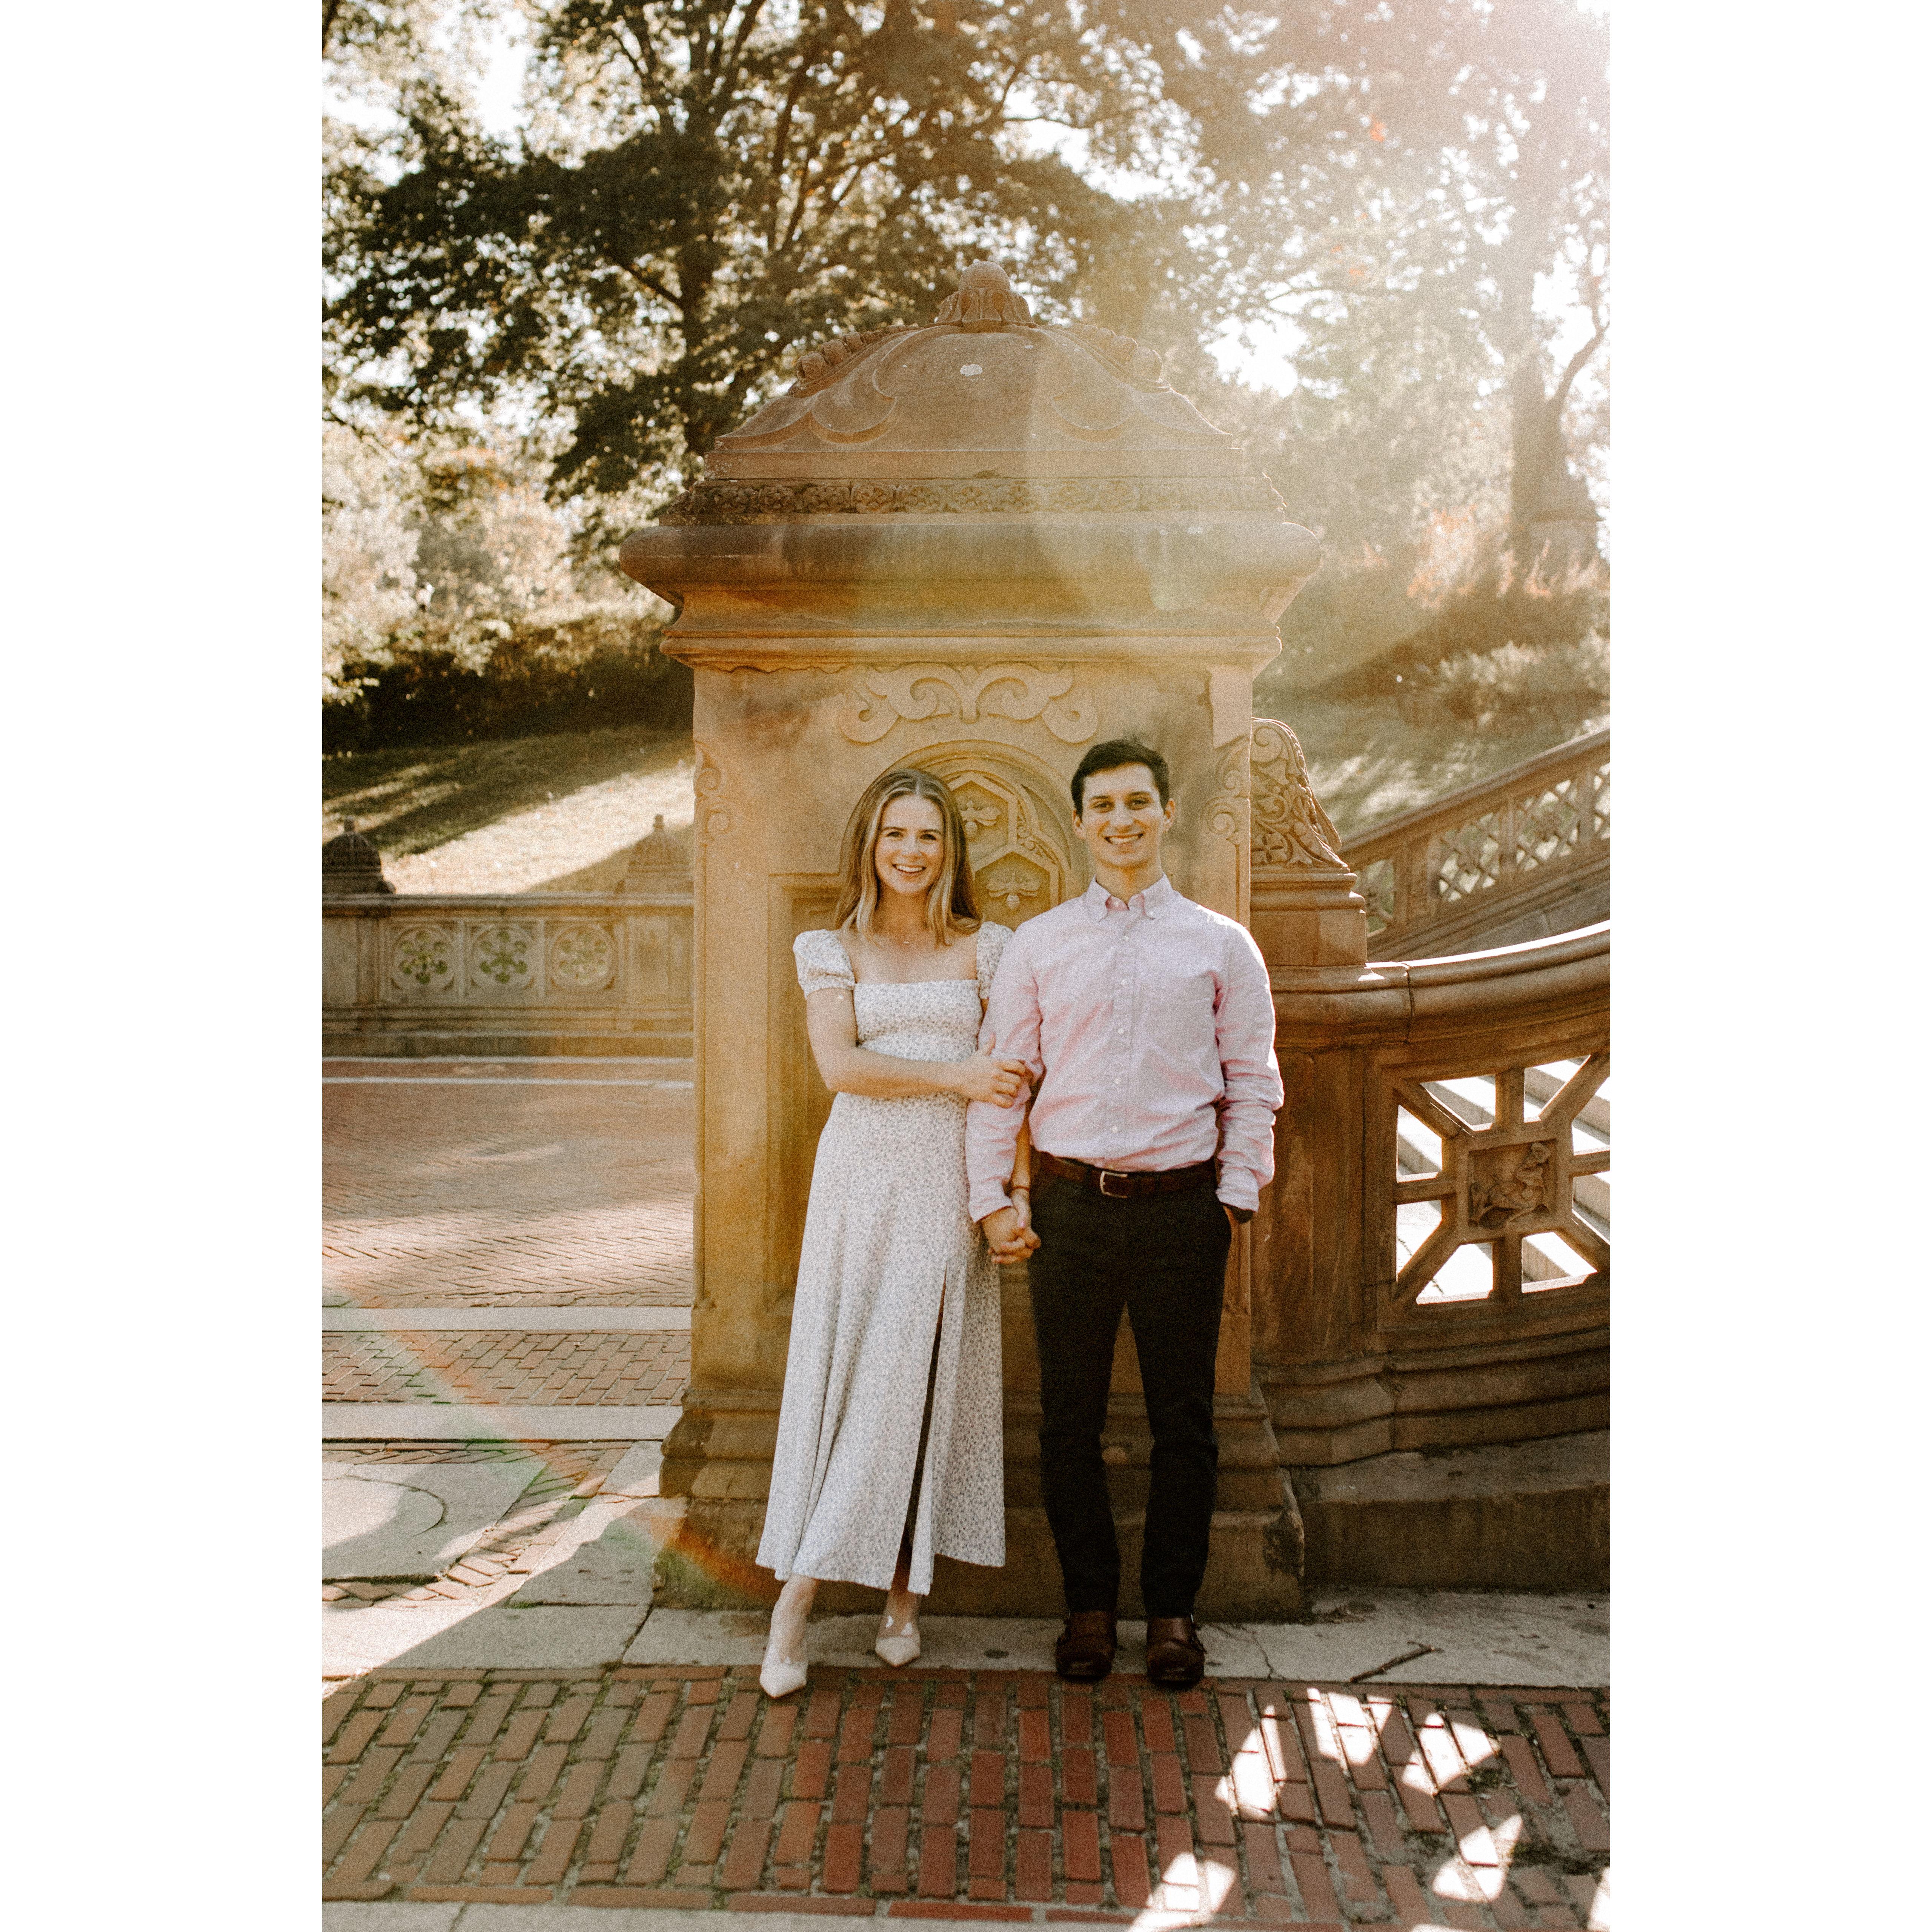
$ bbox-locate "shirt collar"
[1082,874,1176,920]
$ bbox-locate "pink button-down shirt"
[965,875,1283,1220]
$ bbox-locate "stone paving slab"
[327,1308,692,1331]
[322,1665,1611,1925]
[325,1406,683,1441]
[325,1070,695,1308]
[325,1330,691,1406]
[326,1908,1080,1932]
[623,1598,1605,1691]
[326,1459,548,1583]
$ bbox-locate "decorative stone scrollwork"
[837,665,1097,746]
[469,924,535,991]
[693,743,733,844]
[549,924,618,991]
[1250,717,1348,870]
[390,925,455,992]
[1207,737,1251,850]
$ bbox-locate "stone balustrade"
[1341,727,1610,959]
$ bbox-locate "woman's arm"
[805,988,1027,1105]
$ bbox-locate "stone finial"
[1251,719,1349,871]
[934,260,1033,332]
[323,820,395,896]
[617,813,692,894]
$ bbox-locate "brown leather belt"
[1032,1150,1216,1199]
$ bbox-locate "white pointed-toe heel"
[759,1647,808,1699]
[761,1580,812,1697]
[875,1598,922,1668]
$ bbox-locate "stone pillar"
[619,264,1320,1617]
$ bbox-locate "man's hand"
[979,1204,1040,1265]
[1224,1204,1253,1233]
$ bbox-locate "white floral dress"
[756,922,1012,1594]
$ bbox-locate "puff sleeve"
[793,929,856,998]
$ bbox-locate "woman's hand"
[951,1053,1030,1107]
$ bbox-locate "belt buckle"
[1097,1168,1132,1198]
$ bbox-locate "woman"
[757,767,1036,1697]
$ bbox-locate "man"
[966,739,1283,1688]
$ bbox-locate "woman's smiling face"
[873,794,948,903]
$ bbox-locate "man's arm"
[1213,925,1285,1216]
[966,936,1043,1223]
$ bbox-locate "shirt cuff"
[969,1183,1014,1223]
[1215,1175,1260,1216]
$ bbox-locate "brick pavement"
[324,1330,691,1406]
[324,1071,695,1308]
[323,1666,1608,1925]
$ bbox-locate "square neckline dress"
[755,921,1013,1595]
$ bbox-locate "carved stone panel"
[836,665,1098,746]
[918,744,1081,926]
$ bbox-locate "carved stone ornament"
[934,260,1035,332]
[837,665,1098,746]
[470,924,535,991]
[1250,717,1348,870]
[693,743,733,844]
[1468,1140,1556,1231]
[549,923,618,991]
[390,924,456,992]
[918,746,1075,926]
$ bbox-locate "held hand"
[954,1053,1030,1107]
[979,1204,1041,1265]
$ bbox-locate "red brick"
[1500,1732,1552,1806]
[323,1763,353,1806]
[970,1749,1005,1809]
[460,1694,515,1750]
[773,1800,821,1869]
[838,1706,878,1763]
[524,1816,583,1887]
[758,1703,798,1757]
[323,1804,369,1864]
[1017,1678,1049,1708]
[323,1688,362,1743]
[376,1763,438,1820]
[880,1744,917,1805]
[377,1696,434,1747]
[1111,1831,1152,1908]
[1017,1762,1054,1829]
[327,1711,386,1764]
[492,1710,546,1762]
[872,1805,910,1881]
[483,1802,543,1864]
[1062,1808,1102,1883]
[578,1709,629,1760]
[1015,1829,1053,1901]
[682,1797,732,1865]
[1191,1773,1235,1846]
[604,1744,654,1803]
[362,1681,407,1709]
[717,1689,760,1742]
[1356,1788,1404,1858]
[387,1800,454,1878]
[1018,1708,1050,1762]
[804,1687,843,1737]
[832,1763,871,1824]
[646,1759,696,1818]
[1477,1694,1522,1734]
[1311,1759,1354,1827]
[624,1817,679,1886]
[1529,1710,1585,1780]
[1176,1690,1208,1715]
[1140,1702,1175,1752]
[1060,1746,1096,1807]
[1580,1734,1610,1797]
[792,1737,833,1800]
[968,1807,1005,1879]
[458,1761,516,1820]
[403,1887,555,1905]
[886,1688,925,1747]
[406,1711,466,1764]
[1560,1781,1611,1853]
[1152,1816,1193,1903]
[427,1746,486,1803]
[974,1689,1007,1751]
[1288,1849,1342,1922]
[928,1708,963,1762]
[739,1757,784,1823]
[420,1814,488,1884]
[669,1705,715,1760]
[630,1692,676,1743]
[1276,1776,1318,1825]
[890,1907,1031,1923]
[1060,1693,1092,1745]
[1563,1699,1604,1736]
[917,1821,957,1897]
[515,1743,571,1807]
[1150,1752,1185,1813]
[1241,1820,1285,1897]
[720,1815,773,1891]
[545,1694,595,1743]
[1104,1709,1138,1769]
[1328,1829,1378,1904]
[1061,1882,1104,1904]
[1182,1714,1222,1771]
[698,1738,749,1804]
[923,1763,961,1827]
[1108,1776,1144,1832]
[583,1804,634,1867]
[337,1746,403,1808]
[726,1898,878,1915]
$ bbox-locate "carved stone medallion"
[836,665,1098,747]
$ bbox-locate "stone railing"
[324,891,694,1057]
[1340,728,1609,959]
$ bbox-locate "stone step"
[323,1403,680,1441]
[323,1306,689,1331]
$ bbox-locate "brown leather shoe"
[1054,1610,1117,1682]
[1144,1615,1206,1688]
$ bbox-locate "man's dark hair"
[1071,739,1171,816]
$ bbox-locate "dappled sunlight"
[1432,1810,1523,1903]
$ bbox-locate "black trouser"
[1027,1171,1231,1618]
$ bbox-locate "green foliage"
[1395,633,1608,737]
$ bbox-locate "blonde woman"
[757,768,1037,1697]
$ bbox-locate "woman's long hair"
[833,767,983,944]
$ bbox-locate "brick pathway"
[324,1071,695,1308]
[323,1330,691,1406]
[323,1666,1608,1925]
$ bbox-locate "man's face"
[1073,763,1174,876]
